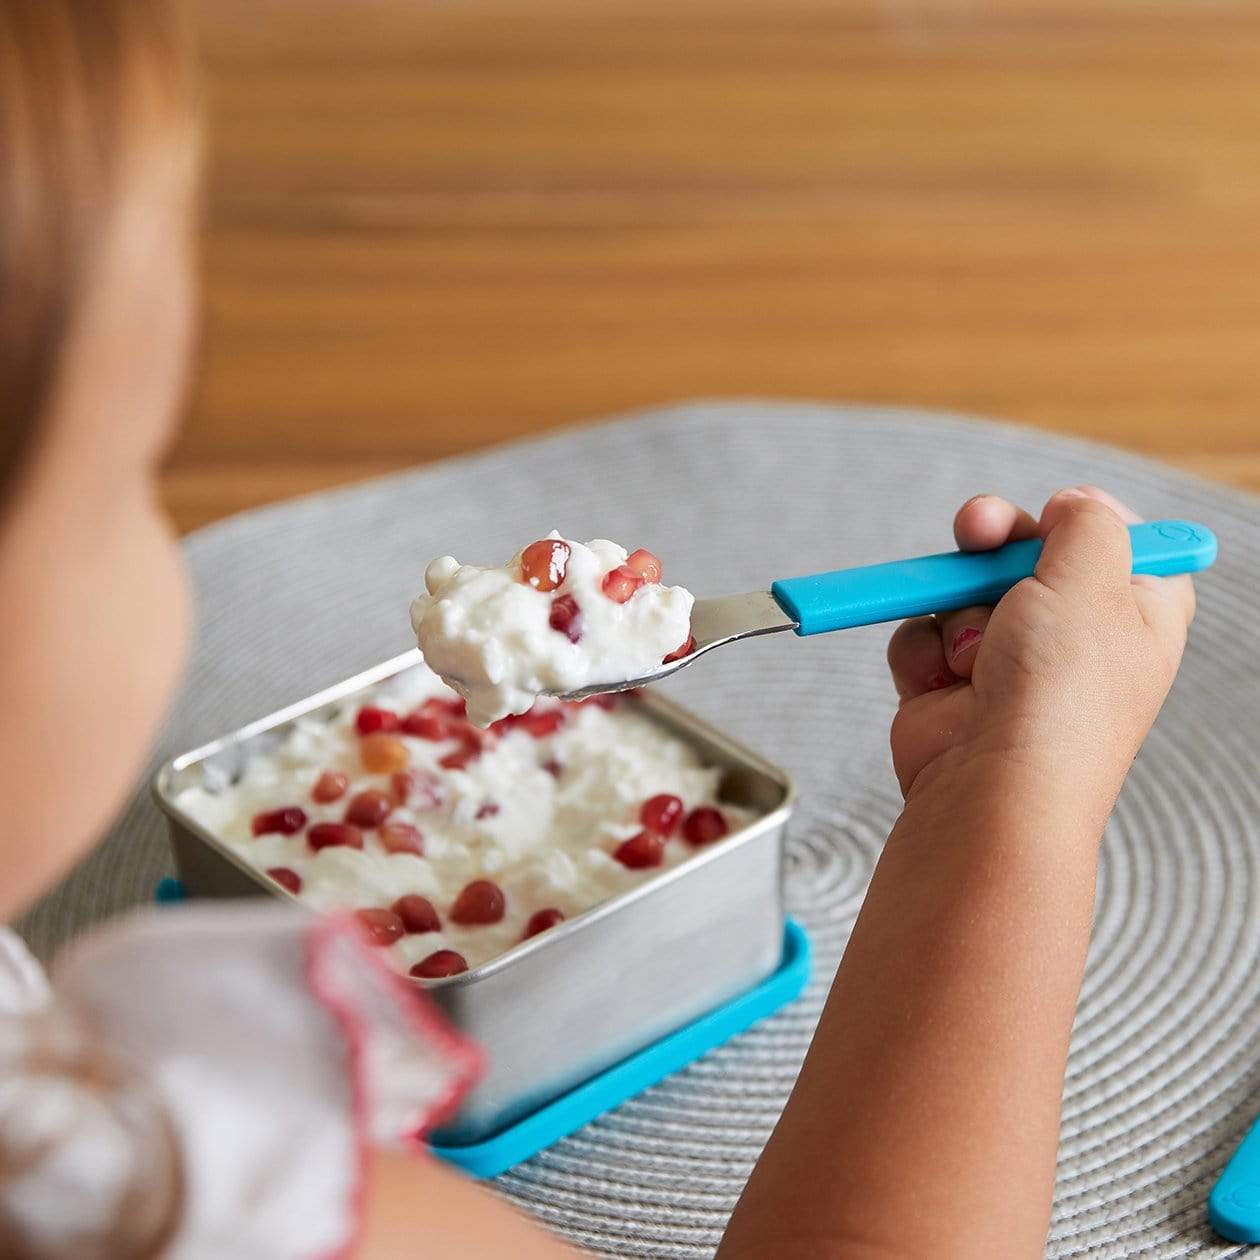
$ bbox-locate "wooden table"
[169,0,1260,533]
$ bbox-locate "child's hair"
[0,1007,184,1260]
[0,2,197,1255]
[0,0,197,504]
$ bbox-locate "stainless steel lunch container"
[153,650,796,1145]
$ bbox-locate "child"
[0,2,1196,1257]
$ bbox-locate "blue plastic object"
[155,876,186,903]
[1210,1116,1260,1242]
[430,919,812,1178]
[771,519,1218,637]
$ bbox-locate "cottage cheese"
[410,533,693,726]
[175,662,749,976]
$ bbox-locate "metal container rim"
[152,649,797,988]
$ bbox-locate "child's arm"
[717,488,1196,1260]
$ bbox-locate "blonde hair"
[0,0,198,503]
[0,2,197,1253]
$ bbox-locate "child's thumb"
[1035,489,1134,598]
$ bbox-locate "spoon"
[547,520,1218,701]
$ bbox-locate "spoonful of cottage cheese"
[410,533,695,727]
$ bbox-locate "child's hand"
[886,486,1196,806]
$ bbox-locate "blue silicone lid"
[430,919,811,1178]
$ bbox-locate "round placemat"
[20,402,1260,1257]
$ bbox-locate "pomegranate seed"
[355,706,400,735]
[542,758,564,778]
[378,822,424,856]
[392,894,441,934]
[410,950,468,979]
[440,744,480,771]
[450,880,506,926]
[251,807,307,837]
[613,830,665,869]
[488,713,523,736]
[519,539,571,592]
[266,867,302,894]
[523,707,565,738]
[663,634,695,663]
[683,806,729,846]
[401,697,466,739]
[354,908,405,946]
[345,790,393,828]
[625,548,662,583]
[601,565,644,604]
[640,793,684,837]
[311,771,349,804]
[390,769,445,809]
[549,594,582,643]
[475,802,500,819]
[360,733,410,774]
[308,822,364,851]
[580,693,617,711]
[401,713,446,740]
[523,908,565,939]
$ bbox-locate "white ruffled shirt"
[0,904,481,1259]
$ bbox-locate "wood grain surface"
[167,0,1260,532]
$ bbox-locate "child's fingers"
[887,616,957,700]
[953,494,1040,551]
[1131,577,1193,665]
[935,605,993,680]
[1035,488,1134,598]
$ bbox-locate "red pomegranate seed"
[450,880,506,926]
[266,866,302,894]
[354,907,405,946]
[580,693,617,711]
[522,707,565,738]
[542,758,564,778]
[663,634,695,664]
[251,807,307,837]
[410,950,468,979]
[440,745,479,771]
[345,790,393,828]
[625,548,662,583]
[640,793,684,837]
[683,806,729,846]
[360,732,410,774]
[475,802,500,819]
[523,908,565,939]
[392,894,441,934]
[355,706,400,735]
[311,771,349,804]
[389,769,445,809]
[519,539,571,592]
[308,822,364,851]
[549,594,582,643]
[601,565,644,604]
[378,822,425,856]
[401,697,466,739]
[401,712,448,740]
[613,830,665,869]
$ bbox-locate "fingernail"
[950,626,983,658]
[926,670,960,691]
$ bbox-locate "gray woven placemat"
[20,401,1260,1257]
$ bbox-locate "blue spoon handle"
[770,520,1218,637]
[1210,1113,1260,1243]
